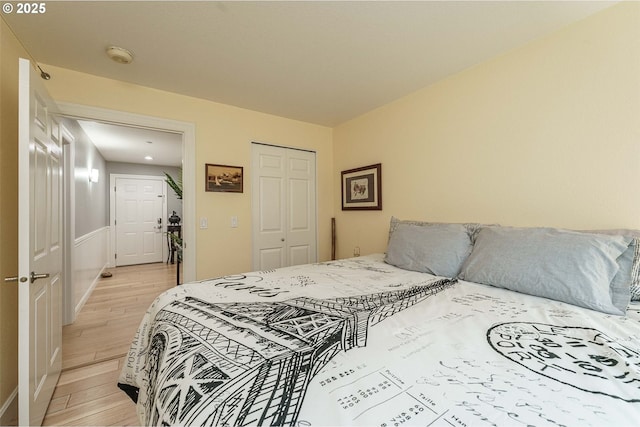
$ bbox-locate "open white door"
[18,58,63,426]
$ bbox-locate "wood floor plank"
[66,382,124,409]
[46,395,70,415]
[43,262,176,426]
[66,401,140,426]
[56,359,121,386]
[60,352,97,370]
[42,391,130,426]
[51,369,122,399]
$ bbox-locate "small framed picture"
[341,163,382,210]
[205,163,243,193]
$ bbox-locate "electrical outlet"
[200,217,208,229]
[353,246,360,257]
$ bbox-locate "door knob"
[281,238,285,242]
[30,271,50,284]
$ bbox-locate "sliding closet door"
[251,143,317,271]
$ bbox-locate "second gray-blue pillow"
[459,226,633,315]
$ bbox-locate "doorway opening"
[56,102,196,325]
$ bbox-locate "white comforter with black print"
[118,254,640,426]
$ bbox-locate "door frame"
[60,123,76,325]
[56,102,196,283]
[109,174,168,267]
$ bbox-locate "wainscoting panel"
[73,226,109,315]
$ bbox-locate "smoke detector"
[106,46,133,64]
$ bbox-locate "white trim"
[60,123,76,325]
[75,225,109,245]
[56,102,196,282]
[0,388,18,426]
[17,58,31,427]
[73,226,109,316]
[109,174,167,267]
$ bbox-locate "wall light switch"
[231,216,238,228]
[200,217,208,229]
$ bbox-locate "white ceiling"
[76,120,183,167]
[4,1,616,162]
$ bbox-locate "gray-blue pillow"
[385,223,472,277]
[631,238,640,301]
[388,216,485,243]
[579,230,640,302]
[610,238,636,310]
[459,226,633,315]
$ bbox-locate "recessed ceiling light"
[146,140,153,144]
[144,155,153,161]
[106,46,133,64]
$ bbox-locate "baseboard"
[74,262,108,316]
[0,388,18,426]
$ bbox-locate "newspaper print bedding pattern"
[118,254,640,426]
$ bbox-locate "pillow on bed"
[631,239,640,301]
[385,223,472,277]
[459,226,634,315]
[581,231,640,302]
[388,216,485,243]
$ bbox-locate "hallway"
[43,262,176,426]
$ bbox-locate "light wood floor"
[42,262,177,426]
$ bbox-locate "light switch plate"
[231,216,238,228]
[200,217,208,229]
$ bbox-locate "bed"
[118,219,640,426]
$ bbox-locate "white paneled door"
[114,177,165,266]
[252,143,317,270]
[18,58,63,426]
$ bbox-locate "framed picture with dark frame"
[205,163,243,193]
[341,163,382,210]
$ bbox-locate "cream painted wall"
[41,65,334,279]
[0,16,27,421]
[1,1,637,418]
[333,2,640,259]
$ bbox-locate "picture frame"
[205,163,243,193]
[341,163,382,210]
